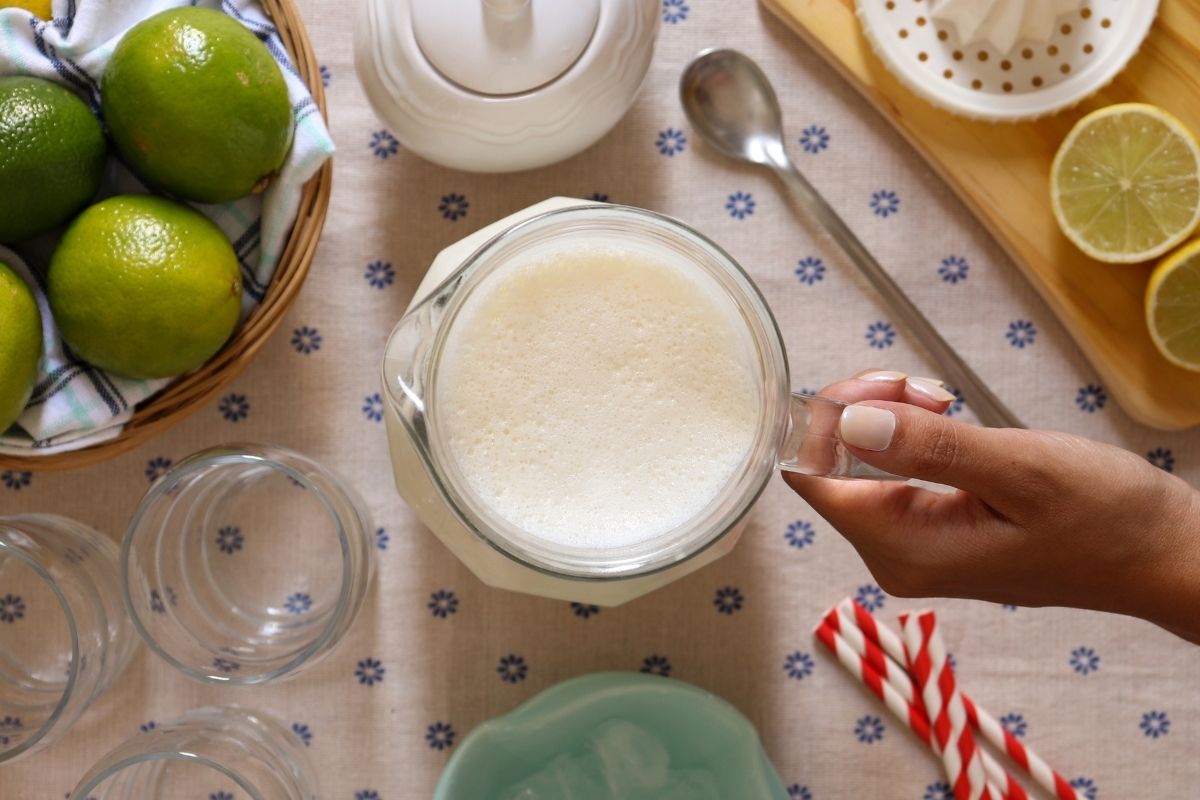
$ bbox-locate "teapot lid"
[411,0,601,96]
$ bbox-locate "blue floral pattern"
[439,193,469,221]
[0,594,25,623]
[938,255,969,284]
[854,714,885,744]
[0,715,19,747]
[144,457,171,482]
[1147,447,1175,472]
[924,781,953,800]
[799,125,829,154]
[571,602,599,619]
[364,260,395,289]
[370,130,398,159]
[944,387,966,417]
[794,256,826,286]
[641,655,671,677]
[212,657,240,674]
[285,592,313,614]
[855,584,886,612]
[656,128,687,156]
[865,321,895,349]
[292,722,313,746]
[219,393,249,422]
[139,721,157,733]
[356,657,385,686]
[355,792,379,800]
[1069,777,1098,799]
[713,586,744,614]
[426,721,455,750]
[362,393,384,422]
[784,651,815,680]
[785,520,816,549]
[291,326,321,354]
[209,792,233,800]
[590,192,609,202]
[726,191,755,219]
[497,654,528,683]
[1070,646,1099,675]
[319,64,330,87]
[429,589,458,619]
[870,190,900,218]
[1,470,30,490]
[999,712,1027,738]
[1006,320,1037,348]
[1140,710,1169,738]
[376,527,389,550]
[216,526,243,555]
[787,785,812,800]
[1075,384,1107,413]
[662,0,688,23]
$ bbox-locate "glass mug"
[0,514,137,764]
[382,198,888,605]
[70,706,318,799]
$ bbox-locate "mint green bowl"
[433,672,789,799]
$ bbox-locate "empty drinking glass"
[0,513,137,764]
[70,706,318,799]
[122,443,374,685]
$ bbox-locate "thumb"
[838,400,1026,495]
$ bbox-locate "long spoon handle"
[768,152,1024,429]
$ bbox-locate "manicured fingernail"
[840,405,896,451]
[907,377,956,403]
[856,370,907,383]
[912,375,945,387]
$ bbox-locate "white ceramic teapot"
[354,0,661,172]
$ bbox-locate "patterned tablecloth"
[4,2,1199,798]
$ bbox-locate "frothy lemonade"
[434,246,760,549]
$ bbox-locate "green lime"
[0,0,53,20]
[102,7,292,203]
[0,76,106,243]
[48,195,242,379]
[0,260,42,432]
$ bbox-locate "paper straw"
[902,610,990,800]
[839,599,1078,800]
[816,615,1027,800]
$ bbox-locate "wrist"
[1129,480,1200,644]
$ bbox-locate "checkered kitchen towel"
[0,0,334,456]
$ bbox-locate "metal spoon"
[681,48,1023,429]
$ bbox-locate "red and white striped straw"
[964,696,1079,800]
[814,621,1017,800]
[901,610,992,800]
[838,599,1078,800]
[820,607,1029,800]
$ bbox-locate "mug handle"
[778,393,902,480]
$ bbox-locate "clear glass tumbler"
[70,705,318,799]
[0,513,137,764]
[122,443,374,685]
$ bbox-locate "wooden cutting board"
[761,0,1200,431]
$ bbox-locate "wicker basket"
[0,0,332,473]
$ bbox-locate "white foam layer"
[434,245,759,549]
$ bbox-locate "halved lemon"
[1146,238,1200,371]
[1051,103,1200,264]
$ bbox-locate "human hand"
[784,369,1200,644]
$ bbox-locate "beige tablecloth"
[4,2,1198,798]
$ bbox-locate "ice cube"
[655,769,720,800]
[592,720,670,793]
[549,752,613,799]
[500,764,561,800]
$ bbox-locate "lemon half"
[1051,103,1200,264]
[1146,238,1200,371]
